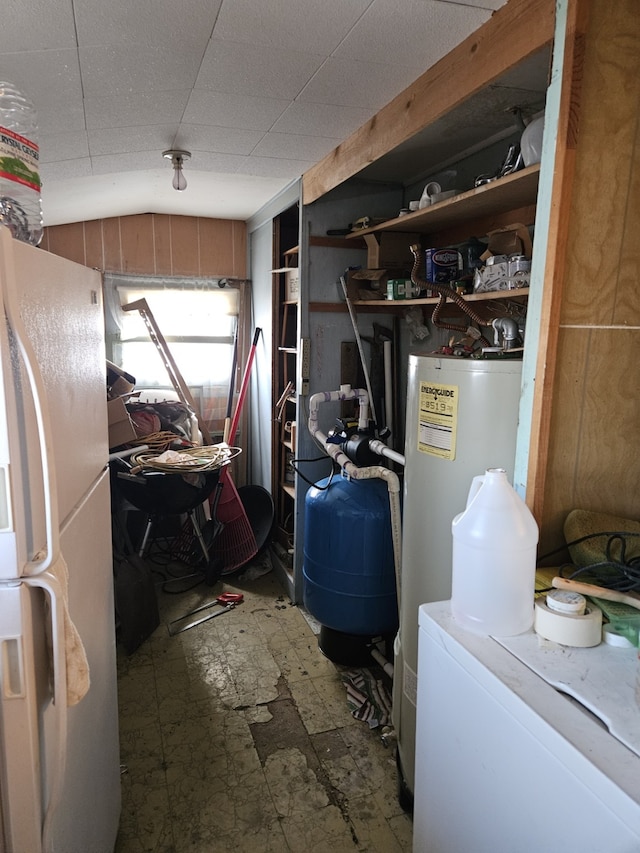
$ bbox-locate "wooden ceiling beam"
[302,0,555,205]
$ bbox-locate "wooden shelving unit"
[271,208,300,566]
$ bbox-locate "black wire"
[537,530,640,562]
[289,455,337,489]
[544,531,640,593]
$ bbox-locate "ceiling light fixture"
[163,149,191,191]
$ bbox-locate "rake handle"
[228,328,261,446]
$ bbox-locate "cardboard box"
[480,223,533,261]
[345,269,391,301]
[363,232,420,270]
[285,268,300,301]
[107,397,138,449]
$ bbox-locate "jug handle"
[466,475,485,508]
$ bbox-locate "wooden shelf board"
[356,286,530,307]
[281,483,296,499]
[345,166,540,238]
[311,288,529,312]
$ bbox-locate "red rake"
[213,328,262,574]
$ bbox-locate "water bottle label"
[0,126,41,191]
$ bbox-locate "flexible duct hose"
[410,244,491,347]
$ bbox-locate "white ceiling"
[1,0,506,226]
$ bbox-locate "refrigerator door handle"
[0,230,60,576]
[25,569,68,853]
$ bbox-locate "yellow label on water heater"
[417,381,458,460]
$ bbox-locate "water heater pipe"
[383,339,393,446]
[308,386,404,607]
[339,276,379,430]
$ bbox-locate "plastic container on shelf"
[0,81,43,245]
[451,467,539,636]
[521,114,545,167]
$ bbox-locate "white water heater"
[393,353,523,806]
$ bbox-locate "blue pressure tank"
[302,474,398,637]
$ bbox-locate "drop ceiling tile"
[87,125,180,157]
[183,90,290,132]
[212,0,372,54]
[299,57,423,110]
[336,0,492,65]
[74,0,221,49]
[78,44,202,97]
[186,152,252,173]
[174,124,265,156]
[38,105,87,137]
[251,132,341,162]
[90,150,169,176]
[0,0,76,51]
[40,130,90,164]
[439,0,505,11]
[240,155,315,179]
[3,0,534,225]
[41,157,93,183]
[272,101,373,138]
[196,39,325,100]
[0,49,83,121]
[84,90,189,130]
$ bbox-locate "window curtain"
[104,273,247,440]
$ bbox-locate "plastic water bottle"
[451,467,539,636]
[0,81,43,245]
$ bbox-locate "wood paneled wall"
[41,213,247,278]
[531,0,640,555]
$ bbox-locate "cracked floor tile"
[115,566,412,853]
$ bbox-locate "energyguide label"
[417,381,459,461]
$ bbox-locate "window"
[104,274,246,439]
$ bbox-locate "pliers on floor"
[168,593,244,635]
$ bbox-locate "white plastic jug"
[451,467,538,636]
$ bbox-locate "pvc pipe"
[369,439,405,467]
[308,386,369,432]
[383,339,393,444]
[339,277,379,429]
[370,646,394,678]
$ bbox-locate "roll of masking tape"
[534,599,602,647]
[546,589,587,615]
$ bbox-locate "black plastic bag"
[113,553,159,654]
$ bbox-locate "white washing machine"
[393,352,523,804]
[414,602,640,851]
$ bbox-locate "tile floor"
[114,556,413,852]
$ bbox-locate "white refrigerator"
[0,227,120,852]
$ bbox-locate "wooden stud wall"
[41,213,247,278]
[531,0,640,555]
